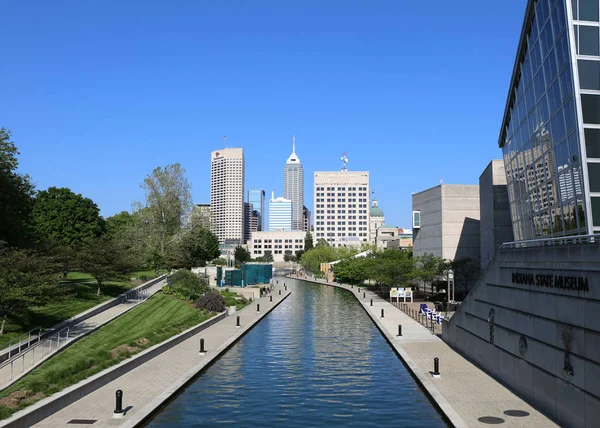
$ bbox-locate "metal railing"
[1,325,71,382]
[500,234,600,250]
[3,326,43,360]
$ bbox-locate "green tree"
[163,269,210,301]
[414,253,447,294]
[304,232,314,251]
[283,250,293,262]
[32,187,105,248]
[78,236,135,295]
[134,164,193,266]
[451,257,481,294]
[299,245,337,275]
[316,238,329,247]
[0,243,68,335]
[171,227,220,269]
[105,211,135,239]
[234,246,252,265]
[262,250,274,262]
[0,128,35,248]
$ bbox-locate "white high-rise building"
[284,136,304,230]
[210,148,244,244]
[313,170,370,247]
[269,193,292,231]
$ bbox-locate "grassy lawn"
[0,293,214,419]
[0,271,165,350]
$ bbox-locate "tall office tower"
[247,189,265,231]
[302,205,311,232]
[313,171,370,246]
[269,193,293,231]
[243,202,253,244]
[210,148,244,244]
[284,136,304,230]
[499,0,600,240]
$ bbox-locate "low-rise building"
[248,230,305,262]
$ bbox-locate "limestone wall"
[443,243,600,427]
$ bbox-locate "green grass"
[0,293,214,419]
[0,271,156,350]
[220,290,250,311]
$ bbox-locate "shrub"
[195,291,226,312]
[164,269,210,301]
[139,274,149,281]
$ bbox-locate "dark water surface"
[146,278,446,427]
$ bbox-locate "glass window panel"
[578,25,599,55]
[534,70,546,102]
[547,80,561,113]
[588,162,600,191]
[560,66,573,100]
[531,41,542,73]
[551,111,567,143]
[556,33,569,70]
[546,48,559,84]
[539,93,551,123]
[564,99,577,133]
[578,59,600,90]
[575,25,579,54]
[540,22,554,58]
[580,0,600,22]
[582,94,600,124]
[568,132,581,162]
[552,0,567,38]
[556,139,570,169]
[537,0,551,27]
[585,128,600,157]
[576,199,587,230]
[592,197,600,226]
[572,0,578,20]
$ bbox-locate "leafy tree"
[0,243,68,335]
[134,164,193,264]
[299,245,337,275]
[234,246,252,265]
[414,253,447,294]
[0,129,35,248]
[316,238,329,247]
[78,236,135,295]
[294,249,305,261]
[451,257,481,294]
[283,250,293,262]
[262,250,274,262]
[32,187,105,248]
[195,291,225,312]
[213,258,228,266]
[170,226,220,269]
[105,211,135,239]
[304,232,314,251]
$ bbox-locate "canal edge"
[290,276,467,428]
[122,288,292,428]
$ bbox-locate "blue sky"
[2,0,526,228]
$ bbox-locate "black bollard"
[270,295,273,302]
[381,308,385,318]
[358,288,361,293]
[114,389,124,416]
[433,357,440,377]
[257,303,260,313]
[199,338,206,355]
[284,285,287,291]
[363,292,366,298]
[351,285,353,289]
[279,290,281,295]
[236,316,240,328]
[277,280,279,284]
[370,299,373,306]
[397,324,402,337]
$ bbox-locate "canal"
[146,278,447,427]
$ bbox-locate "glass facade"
[500,0,600,241]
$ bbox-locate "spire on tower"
[292,135,296,154]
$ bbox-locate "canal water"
[146,278,446,427]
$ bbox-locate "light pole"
[447,269,454,303]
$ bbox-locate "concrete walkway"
[29,285,290,428]
[0,280,165,390]
[293,276,558,428]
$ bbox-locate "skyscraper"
[269,193,293,231]
[284,136,304,230]
[313,170,370,246]
[210,148,244,244]
[247,189,265,231]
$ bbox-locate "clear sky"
[2,0,526,228]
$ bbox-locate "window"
[579,25,599,55]
[582,94,600,124]
[413,211,421,228]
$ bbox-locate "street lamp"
[447,269,454,303]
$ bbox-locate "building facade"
[313,171,370,246]
[268,195,292,231]
[499,0,600,241]
[412,184,481,262]
[302,205,311,232]
[247,230,306,262]
[480,160,514,270]
[369,198,385,243]
[284,137,304,231]
[243,202,253,244]
[247,189,265,231]
[210,148,244,244]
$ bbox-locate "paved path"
[292,276,558,428]
[30,285,290,428]
[0,294,153,390]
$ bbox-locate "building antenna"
[341,152,348,172]
[292,135,296,154]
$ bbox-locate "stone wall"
[443,243,600,427]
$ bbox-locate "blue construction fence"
[216,263,273,287]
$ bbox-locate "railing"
[500,234,600,250]
[1,325,71,382]
[3,326,43,360]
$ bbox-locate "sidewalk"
[0,279,165,390]
[294,276,558,428]
[27,285,290,428]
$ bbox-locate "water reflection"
[146,279,446,427]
